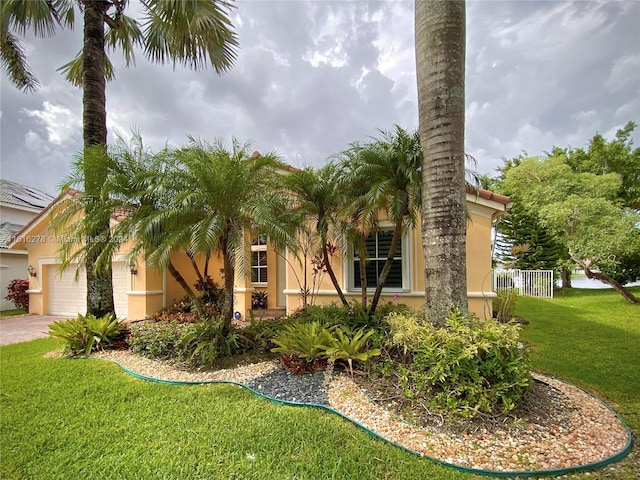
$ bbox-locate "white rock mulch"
[92,350,631,474]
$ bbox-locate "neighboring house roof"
[0,179,54,210]
[7,188,81,249]
[0,222,23,249]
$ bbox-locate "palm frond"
[0,30,40,92]
[141,0,239,73]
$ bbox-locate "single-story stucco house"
[8,186,510,320]
[0,180,53,311]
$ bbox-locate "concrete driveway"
[0,315,68,346]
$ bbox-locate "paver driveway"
[0,315,68,346]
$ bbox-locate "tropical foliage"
[49,313,123,356]
[1,0,238,317]
[4,278,29,311]
[379,308,531,418]
[55,134,296,329]
[338,126,422,315]
[270,321,380,375]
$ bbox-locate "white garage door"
[48,262,129,318]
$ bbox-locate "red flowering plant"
[5,278,29,311]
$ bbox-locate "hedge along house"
[9,186,509,320]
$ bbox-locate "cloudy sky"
[1,0,638,196]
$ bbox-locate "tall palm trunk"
[415,0,468,326]
[221,227,235,332]
[82,0,114,317]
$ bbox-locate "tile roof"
[0,222,23,249]
[467,185,511,206]
[0,179,54,210]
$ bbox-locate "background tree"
[495,206,569,272]
[1,0,238,317]
[561,121,640,210]
[415,0,468,325]
[502,155,640,303]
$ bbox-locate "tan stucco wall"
[284,197,501,319]
[15,192,504,321]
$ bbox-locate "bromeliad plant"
[324,327,381,375]
[271,321,334,373]
[49,313,123,356]
[271,321,380,375]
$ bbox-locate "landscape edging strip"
[111,360,633,478]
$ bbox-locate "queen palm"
[281,164,350,307]
[415,0,468,325]
[138,138,294,331]
[1,0,238,317]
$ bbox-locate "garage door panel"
[48,263,129,318]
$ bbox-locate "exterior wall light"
[27,265,37,277]
[129,261,138,275]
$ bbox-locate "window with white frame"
[352,229,404,289]
[251,235,268,284]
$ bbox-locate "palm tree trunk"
[369,221,403,316]
[359,262,368,310]
[416,0,468,326]
[167,260,205,316]
[82,0,114,317]
[221,231,235,332]
[322,238,349,307]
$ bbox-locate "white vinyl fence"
[492,269,554,298]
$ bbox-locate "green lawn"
[0,309,26,317]
[1,288,638,479]
[517,287,640,480]
[0,339,466,480]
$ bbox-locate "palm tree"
[415,0,468,325]
[281,164,350,307]
[140,138,294,331]
[341,126,422,316]
[1,0,238,317]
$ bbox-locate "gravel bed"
[91,350,630,474]
[246,369,329,405]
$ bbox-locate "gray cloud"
[1,0,638,196]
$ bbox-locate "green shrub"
[493,289,519,323]
[287,302,407,330]
[49,313,122,356]
[127,321,190,359]
[243,317,294,352]
[5,278,29,311]
[391,308,531,418]
[386,310,429,356]
[179,318,245,367]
